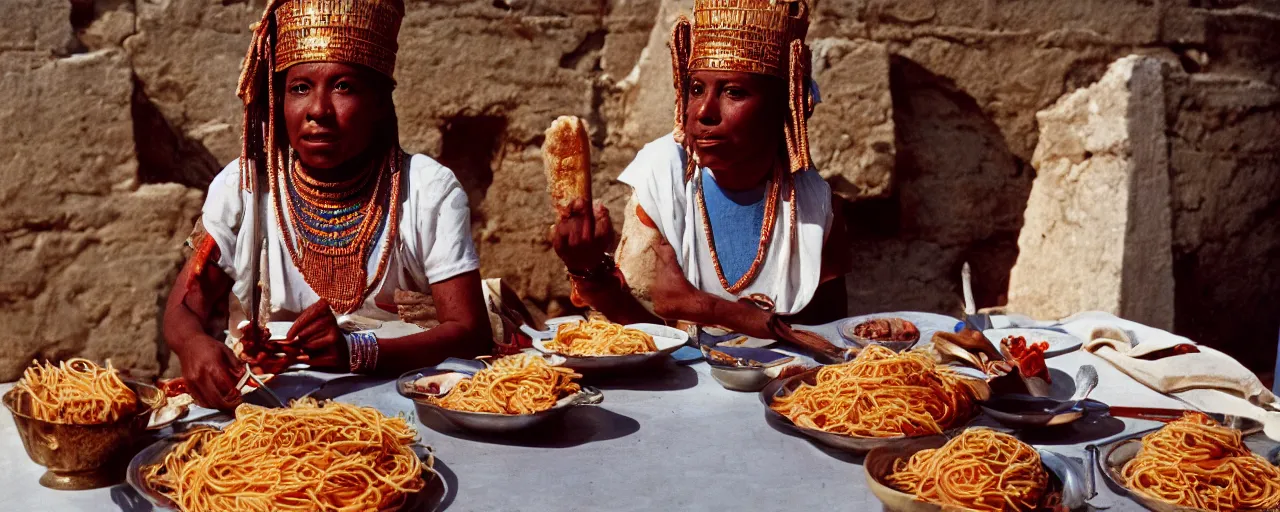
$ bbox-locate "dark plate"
[980,395,1109,428]
[126,428,446,511]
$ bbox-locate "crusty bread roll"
[542,116,592,216]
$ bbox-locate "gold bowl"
[3,380,164,490]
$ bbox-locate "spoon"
[1038,449,1089,509]
[1048,365,1099,415]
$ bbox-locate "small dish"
[840,317,921,352]
[985,328,1082,358]
[704,346,801,392]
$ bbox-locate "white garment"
[617,133,831,315]
[202,154,480,322]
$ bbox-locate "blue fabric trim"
[702,169,766,284]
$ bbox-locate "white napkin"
[1081,326,1277,407]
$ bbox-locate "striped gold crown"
[690,0,809,78]
[274,0,405,79]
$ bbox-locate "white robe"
[201,154,480,324]
[616,133,831,315]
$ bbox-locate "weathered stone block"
[0,0,74,55]
[0,50,202,381]
[808,38,894,200]
[1007,55,1174,329]
[126,0,260,171]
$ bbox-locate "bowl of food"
[128,398,446,511]
[532,320,688,371]
[761,346,989,453]
[397,353,603,434]
[865,429,1076,511]
[704,345,807,392]
[839,317,921,352]
[1098,412,1280,512]
[3,359,166,489]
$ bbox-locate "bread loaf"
[542,116,592,216]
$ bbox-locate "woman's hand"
[551,198,614,273]
[175,337,245,410]
[646,235,704,320]
[283,299,348,371]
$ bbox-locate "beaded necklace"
[696,162,796,294]
[272,148,403,313]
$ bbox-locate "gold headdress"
[671,0,813,173]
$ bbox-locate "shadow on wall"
[843,57,1033,317]
[131,76,221,190]
[436,114,507,228]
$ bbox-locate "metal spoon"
[1038,449,1089,509]
[1048,365,1099,415]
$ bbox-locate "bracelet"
[566,254,616,281]
[345,331,379,373]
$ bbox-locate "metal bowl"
[709,366,776,392]
[864,433,1077,511]
[126,428,447,511]
[532,323,689,372]
[1098,433,1275,512]
[705,346,801,392]
[760,367,986,453]
[396,367,604,434]
[3,379,165,490]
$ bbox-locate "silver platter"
[126,427,447,511]
[396,366,604,434]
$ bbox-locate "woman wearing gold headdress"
[550,0,848,359]
[163,0,492,409]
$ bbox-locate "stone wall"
[2,0,1278,380]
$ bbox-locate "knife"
[1106,406,1201,423]
[244,364,286,408]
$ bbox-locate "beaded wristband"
[345,331,379,373]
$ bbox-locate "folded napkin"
[1082,325,1278,408]
[1079,318,1280,441]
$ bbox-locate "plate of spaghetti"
[763,345,987,452]
[533,320,688,370]
[1099,412,1280,512]
[865,429,1069,511]
[397,353,603,433]
[128,398,443,512]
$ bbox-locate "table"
[4,348,1197,512]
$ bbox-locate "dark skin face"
[282,62,391,176]
[683,70,787,191]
